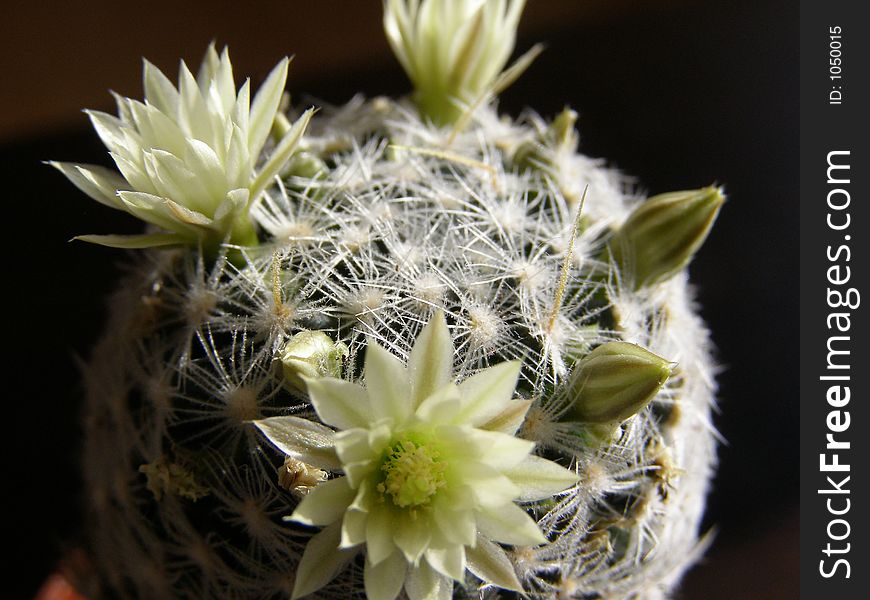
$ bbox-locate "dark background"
[2,1,797,598]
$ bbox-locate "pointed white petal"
[225,123,251,189]
[253,416,340,471]
[250,107,314,199]
[85,110,131,156]
[118,191,193,233]
[231,79,251,140]
[178,60,211,141]
[431,505,476,547]
[340,507,367,548]
[73,233,186,248]
[504,455,578,502]
[414,383,461,425]
[366,502,398,565]
[463,469,521,509]
[163,197,214,227]
[394,511,431,564]
[213,188,249,225]
[334,427,380,465]
[303,376,372,430]
[110,152,157,196]
[249,56,290,157]
[476,503,546,547]
[143,59,179,115]
[424,545,465,582]
[479,399,532,434]
[49,162,126,209]
[184,138,227,192]
[196,42,221,89]
[441,427,532,471]
[291,521,357,600]
[465,534,522,592]
[365,551,408,600]
[141,103,187,156]
[212,46,237,111]
[290,476,355,527]
[364,343,413,422]
[110,91,135,125]
[404,561,453,600]
[456,361,521,426]
[143,150,210,212]
[408,312,454,407]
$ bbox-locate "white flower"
[51,44,313,249]
[255,313,578,600]
[384,0,526,125]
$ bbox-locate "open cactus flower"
[51,43,312,250]
[256,314,578,599]
[58,1,722,598]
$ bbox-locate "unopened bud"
[514,107,579,171]
[280,331,348,392]
[563,341,671,424]
[610,186,724,289]
[284,151,326,179]
[548,107,579,151]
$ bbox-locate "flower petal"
[404,561,453,600]
[424,544,466,582]
[394,511,431,564]
[303,376,372,430]
[143,59,179,115]
[73,233,186,249]
[414,383,461,425]
[249,56,290,158]
[291,521,357,600]
[290,476,355,527]
[479,398,532,435]
[250,107,314,199]
[441,426,533,470]
[341,507,368,548]
[476,503,546,547]
[455,360,521,426]
[366,502,399,565]
[503,455,578,502]
[365,342,413,422]
[465,534,523,592]
[431,505,476,547]
[408,311,454,407]
[253,416,340,471]
[365,551,408,600]
[49,162,127,209]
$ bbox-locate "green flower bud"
[284,151,327,179]
[513,107,578,171]
[563,341,671,424]
[280,331,348,393]
[610,186,724,289]
[548,106,579,151]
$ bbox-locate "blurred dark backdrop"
[2,1,797,598]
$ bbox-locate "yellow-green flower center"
[378,437,446,508]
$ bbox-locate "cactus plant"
[57,1,723,598]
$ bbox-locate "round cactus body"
[77,92,718,598]
[59,4,722,599]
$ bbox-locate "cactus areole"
[57,2,722,598]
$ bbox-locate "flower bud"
[513,107,579,171]
[563,341,671,424]
[280,331,348,393]
[610,186,724,289]
[548,106,579,151]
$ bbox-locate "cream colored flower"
[384,0,526,125]
[255,314,578,600]
[52,44,312,249]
